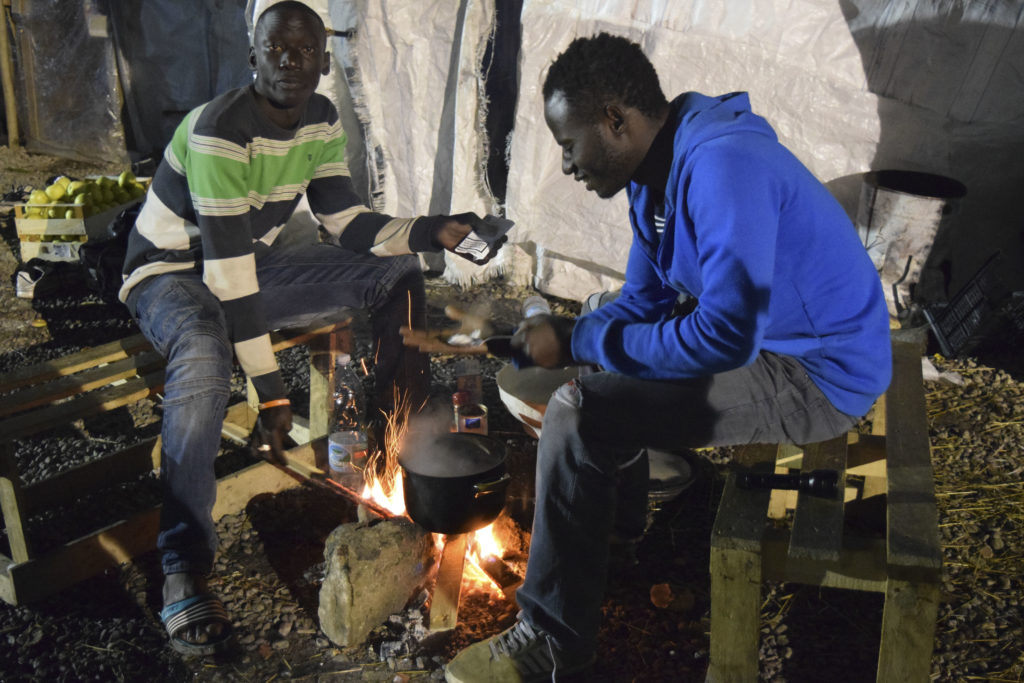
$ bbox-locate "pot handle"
[474,473,511,498]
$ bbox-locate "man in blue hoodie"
[444,33,892,682]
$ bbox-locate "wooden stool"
[0,314,352,605]
[706,339,941,682]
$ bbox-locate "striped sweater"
[120,85,439,402]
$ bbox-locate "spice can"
[452,391,488,435]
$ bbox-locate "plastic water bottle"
[327,429,368,488]
[330,353,363,428]
[327,353,367,488]
[522,295,551,319]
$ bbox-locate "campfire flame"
[359,387,409,516]
[464,526,507,597]
[360,387,507,595]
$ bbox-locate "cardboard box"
[19,238,85,263]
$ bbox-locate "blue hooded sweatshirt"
[570,92,892,418]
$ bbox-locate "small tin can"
[452,391,488,435]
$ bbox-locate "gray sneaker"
[445,619,594,683]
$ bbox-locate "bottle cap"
[523,295,551,319]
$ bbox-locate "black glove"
[452,214,513,265]
[510,314,576,369]
[250,404,294,466]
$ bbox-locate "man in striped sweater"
[120,1,499,656]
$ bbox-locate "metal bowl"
[495,364,581,439]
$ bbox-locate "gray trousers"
[514,292,857,662]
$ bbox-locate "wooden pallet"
[0,316,352,605]
[706,339,941,683]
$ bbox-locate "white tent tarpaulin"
[501,0,1024,303]
[249,0,1024,303]
[251,0,503,279]
[504,0,882,300]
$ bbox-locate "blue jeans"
[515,338,856,661]
[128,243,425,576]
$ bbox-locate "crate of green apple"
[14,171,149,262]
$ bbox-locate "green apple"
[44,183,66,201]
[28,189,50,205]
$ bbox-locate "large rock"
[318,517,437,647]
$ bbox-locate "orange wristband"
[258,398,291,411]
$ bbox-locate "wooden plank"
[0,319,349,606]
[17,438,160,516]
[430,533,467,632]
[732,442,777,469]
[0,443,314,605]
[1,508,161,605]
[1,453,30,563]
[710,444,775,552]
[10,0,41,143]
[0,350,165,418]
[269,317,352,352]
[767,444,802,519]
[871,393,887,437]
[210,458,303,520]
[0,317,346,397]
[847,433,888,500]
[288,415,311,446]
[766,464,795,520]
[307,323,354,441]
[222,400,257,445]
[885,341,942,574]
[706,546,762,683]
[707,444,772,681]
[0,370,165,440]
[774,443,804,467]
[280,453,326,481]
[846,434,887,470]
[0,0,19,147]
[0,334,153,394]
[762,531,888,592]
[0,552,16,605]
[876,578,940,682]
[308,341,331,440]
[0,317,350,434]
[789,435,847,562]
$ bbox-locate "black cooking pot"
[399,432,510,534]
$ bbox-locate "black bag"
[79,203,141,304]
[11,258,87,300]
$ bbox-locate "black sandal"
[160,593,234,656]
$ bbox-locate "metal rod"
[272,451,396,520]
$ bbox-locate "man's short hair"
[254,1,326,45]
[543,32,668,121]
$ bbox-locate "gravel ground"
[1,146,1023,682]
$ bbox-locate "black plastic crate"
[923,253,1011,357]
[1008,293,1024,333]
